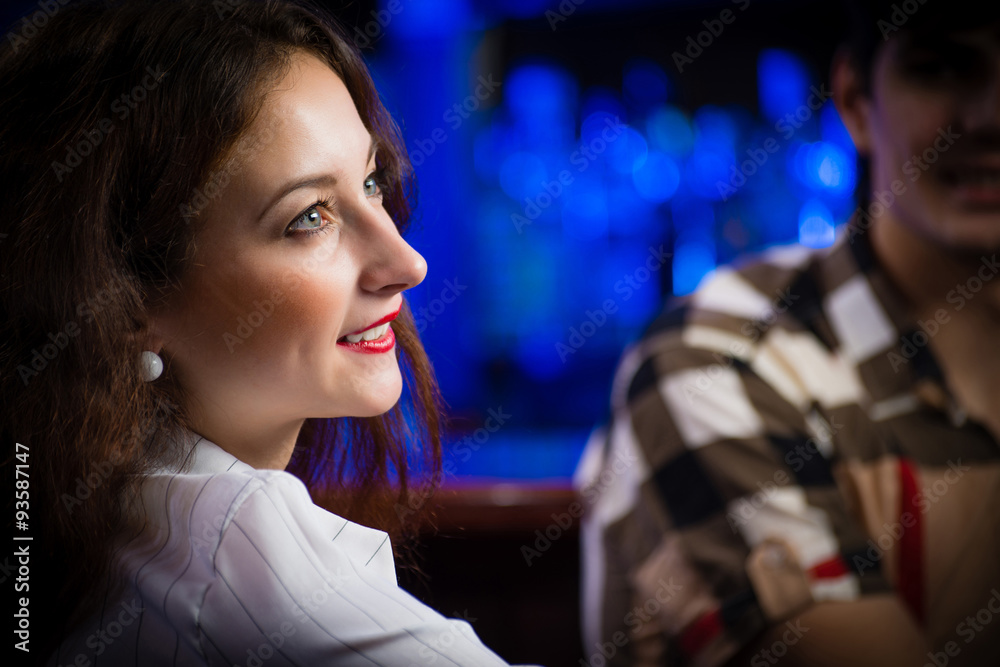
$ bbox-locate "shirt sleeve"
[577,339,891,666]
[196,472,514,667]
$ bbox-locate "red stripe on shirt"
[679,607,722,657]
[808,556,849,580]
[898,457,924,625]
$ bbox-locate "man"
[576,2,1000,665]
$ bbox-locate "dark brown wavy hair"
[0,0,442,656]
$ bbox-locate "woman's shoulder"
[132,431,394,577]
[52,453,392,665]
[138,434,295,542]
[138,464,285,557]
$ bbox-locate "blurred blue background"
[347,0,857,483]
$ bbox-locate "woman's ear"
[142,300,173,356]
[831,45,874,157]
[141,321,166,356]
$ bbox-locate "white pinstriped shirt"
[47,429,518,666]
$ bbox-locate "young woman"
[0,1,520,664]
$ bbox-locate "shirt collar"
[819,217,960,419]
[151,427,256,476]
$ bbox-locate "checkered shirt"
[575,220,1000,666]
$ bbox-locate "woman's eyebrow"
[257,134,377,223]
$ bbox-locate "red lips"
[339,306,401,340]
[336,305,401,354]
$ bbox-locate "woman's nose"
[356,206,428,296]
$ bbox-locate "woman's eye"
[364,173,382,198]
[286,204,331,237]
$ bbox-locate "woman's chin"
[354,397,401,418]
[341,377,404,418]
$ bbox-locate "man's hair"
[842,0,1000,92]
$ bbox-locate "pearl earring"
[140,350,163,382]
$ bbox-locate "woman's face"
[151,51,426,463]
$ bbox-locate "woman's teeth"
[343,322,390,343]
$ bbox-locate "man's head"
[834,1,1000,252]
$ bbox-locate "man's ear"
[831,45,874,157]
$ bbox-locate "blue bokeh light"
[505,61,577,124]
[499,151,547,201]
[798,198,837,248]
[688,148,734,200]
[633,151,680,202]
[581,110,623,145]
[789,141,856,197]
[561,185,610,241]
[758,48,811,123]
[607,127,649,175]
[646,105,694,157]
